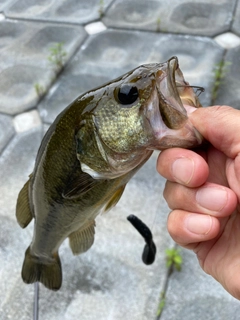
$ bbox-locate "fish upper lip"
[155,56,189,130]
[167,56,188,109]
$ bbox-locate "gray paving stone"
[0,216,34,320]
[161,249,240,320]
[38,29,223,124]
[214,46,240,109]
[0,113,15,153]
[0,124,173,319]
[0,20,87,115]
[104,0,235,37]
[0,127,42,320]
[0,0,15,11]
[232,0,240,36]
[0,127,43,218]
[5,0,114,24]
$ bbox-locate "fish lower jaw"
[149,121,203,150]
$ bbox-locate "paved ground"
[1,0,240,319]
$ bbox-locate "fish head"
[77,57,203,178]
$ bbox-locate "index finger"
[157,148,209,187]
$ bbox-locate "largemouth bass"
[16,56,203,291]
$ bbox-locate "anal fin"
[16,178,33,228]
[69,220,95,255]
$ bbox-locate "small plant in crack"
[211,60,231,103]
[156,291,166,317]
[34,83,45,98]
[165,247,182,272]
[156,248,183,319]
[98,0,105,18]
[156,17,161,32]
[48,42,67,72]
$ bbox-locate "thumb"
[189,106,240,158]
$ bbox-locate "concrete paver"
[0,20,87,114]
[215,46,240,109]
[103,0,236,36]
[5,0,114,24]
[232,0,240,35]
[0,113,14,152]
[1,1,240,319]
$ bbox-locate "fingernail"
[196,187,228,211]
[186,214,212,235]
[172,157,194,184]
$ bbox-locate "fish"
[127,214,156,265]
[16,56,203,291]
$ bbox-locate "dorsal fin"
[16,178,33,228]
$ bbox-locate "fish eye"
[117,84,139,105]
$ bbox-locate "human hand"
[157,105,240,299]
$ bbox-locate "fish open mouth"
[146,56,204,149]
[156,56,204,130]
[172,58,204,108]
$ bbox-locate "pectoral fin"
[104,185,126,212]
[16,178,33,228]
[69,220,95,255]
[62,172,99,199]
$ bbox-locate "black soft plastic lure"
[127,214,156,265]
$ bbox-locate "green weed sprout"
[211,60,231,103]
[156,17,161,32]
[165,247,182,272]
[34,83,45,98]
[48,42,67,72]
[156,291,166,317]
[156,248,183,318]
[98,0,105,18]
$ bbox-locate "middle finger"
[164,181,237,217]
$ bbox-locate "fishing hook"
[176,84,205,96]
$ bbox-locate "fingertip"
[167,210,220,246]
[157,148,209,187]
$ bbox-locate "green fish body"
[16,57,203,290]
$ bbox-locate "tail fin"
[21,247,62,291]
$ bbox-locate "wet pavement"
[1,0,240,319]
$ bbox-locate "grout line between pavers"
[210,48,228,106]
[4,14,101,27]
[0,131,16,158]
[230,0,239,29]
[106,25,217,39]
[155,243,178,320]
